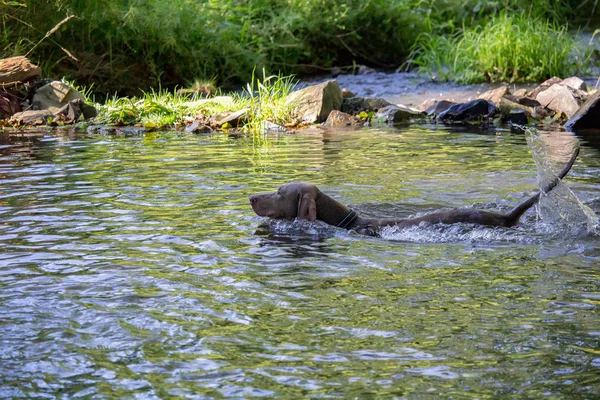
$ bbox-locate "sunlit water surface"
[0,127,599,398]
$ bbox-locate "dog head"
[249,181,318,221]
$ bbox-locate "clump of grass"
[238,70,297,133]
[410,13,592,83]
[96,71,298,133]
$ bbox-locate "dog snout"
[249,195,258,204]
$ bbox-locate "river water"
[0,127,599,398]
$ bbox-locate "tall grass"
[410,13,593,83]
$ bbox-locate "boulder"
[322,110,363,128]
[425,100,456,117]
[564,91,600,131]
[438,99,496,122]
[536,84,584,118]
[528,76,562,98]
[341,96,392,114]
[32,81,86,113]
[9,109,53,125]
[478,85,509,106]
[560,76,588,92]
[374,105,422,124]
[286,80,342,123]
[0,56,41,85]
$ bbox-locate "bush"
[409,13,593,83]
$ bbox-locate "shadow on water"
[0,125,599,398]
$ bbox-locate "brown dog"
[250,146,579,236]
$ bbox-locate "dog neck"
[314,190,365,229]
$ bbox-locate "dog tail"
[505,143,580,226]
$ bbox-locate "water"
[0,127,599,398]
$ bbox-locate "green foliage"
[410,13,594,83]
[1,0,598,92]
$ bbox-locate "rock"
[212,108,249,127]
[55,99,97,122]
[322,110,363,128]
[374,105,422,124]
[341,96,392,114]
[341,88,355,99]
[528,76,562,98]
[497,96,534,117]
[561,76,588,92]
[183,96,234,109]
[513,88,528,97]
[185,120,212,133]
[438,99,496,122]
[9,109,53,125]
[536,84,583,118]
[564,91,600,131]
[504,94,541,108]
[32,81,86,113]
[425,100,456,117]
[286,80,342,123]
[0,56,41,85]
[478,85,509,106]
[505,109,528,126]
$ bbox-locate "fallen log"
[0,56,41,86]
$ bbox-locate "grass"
[409,13,595,83]
[95,71,297,134]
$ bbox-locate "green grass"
[409,13,594,83]
[96,71,297,134]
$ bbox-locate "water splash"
[525,129,599,236]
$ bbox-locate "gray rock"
[564,90,600,131]
[425,100,455,117]
[536,84,583,118]
[341,96,392,114]
[286,80,342,123]
[374,105,422,124]
[478,85,509,106]
[438,99,496,122]
[32,81,86,112]
[322,110,363,128]
[561,76,588,92]
[528,76,562,98]
[9,109,53,125]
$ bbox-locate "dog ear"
[297,193,317,221]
